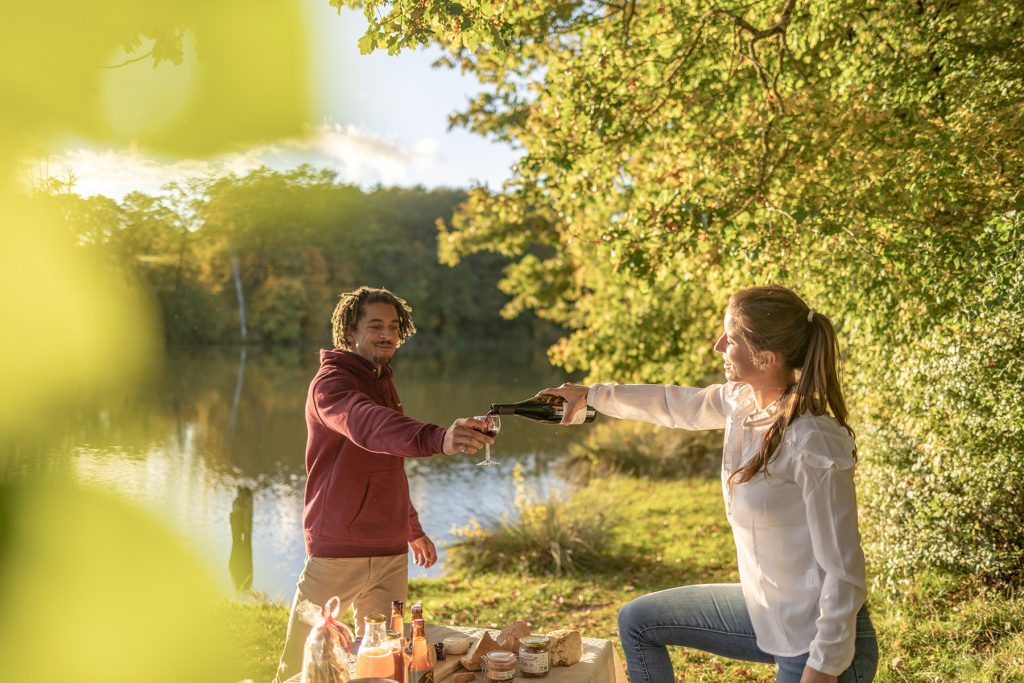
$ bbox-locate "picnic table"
[285,624,623,683]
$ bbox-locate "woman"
[542,285,877,683]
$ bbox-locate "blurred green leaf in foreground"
[0,1,312,680]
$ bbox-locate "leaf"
[357,33,375,54]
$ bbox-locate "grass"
[225,475,1024,683]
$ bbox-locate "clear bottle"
[491,394,597,425]
[387,629,406,683]
[407,618,434,683]
[356,613,395,679]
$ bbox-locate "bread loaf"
[460,631,502,671]
[454,673,477,683]
[497,620,532,653]
[546,629,582,667]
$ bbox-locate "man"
[274,286,492,682]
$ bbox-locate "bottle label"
[411,670,434,683]
[519,651,549,674]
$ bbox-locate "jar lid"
[520,636,550,647]
[364,613,387,624]
[486,650,516,665]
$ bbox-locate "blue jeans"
[618,584,878,683]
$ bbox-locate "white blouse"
[587,381,867,676]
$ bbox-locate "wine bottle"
[490,394,597,425]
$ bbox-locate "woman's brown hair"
[331,286,416,350]
[728,285,854,484]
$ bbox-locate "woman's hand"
[799,665,838,683]
[538,382,591,425]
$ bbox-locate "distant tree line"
[40,166,556,348]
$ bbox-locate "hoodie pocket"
[348,469,410,543]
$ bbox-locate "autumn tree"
[335,0,1024,587]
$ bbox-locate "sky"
[35,3,520,201]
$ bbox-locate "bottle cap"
[520,636,550,648]
[485,651,516,665]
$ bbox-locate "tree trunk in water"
[230,249,248,342]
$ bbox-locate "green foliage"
[340,0,1024,591]
[561,417,721,483]
[220,594,291,681]
[42,167,556,347]
[872,573,1024,682]
[446,463,614,576]
[858,224,1024,587]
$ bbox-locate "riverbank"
[223,475,1024,682]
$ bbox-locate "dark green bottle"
[490,394,597,425]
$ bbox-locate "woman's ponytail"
[728,287,854,485]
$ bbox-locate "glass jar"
[484,650,517,682]
[356,613,394,679]
[518,635,551,678]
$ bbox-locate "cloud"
[298,122,441,185]
[31,123,445,200]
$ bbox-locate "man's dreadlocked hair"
[331,286,416,349]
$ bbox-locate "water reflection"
[229,486,254,592]
[51,344,583,599]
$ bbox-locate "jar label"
[487,671,515,681]
[519,652,549,674]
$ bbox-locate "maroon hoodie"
[303,349,447,557]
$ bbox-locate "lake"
[52,344,587,601]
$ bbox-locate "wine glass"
[474,414,500,467]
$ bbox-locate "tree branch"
[102,48,155,69]
[712,0,797,42]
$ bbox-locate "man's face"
[347,302,400,368]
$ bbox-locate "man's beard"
[372,349,395,366]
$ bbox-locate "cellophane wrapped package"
[299,596,353,683]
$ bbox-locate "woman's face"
[714,309,759,382]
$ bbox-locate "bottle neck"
[410,618,426,640]
[363,619,388,647]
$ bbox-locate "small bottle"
[491,394,597,425]
[356,613,395,679]
[387,629,406,683]
[409,603,424,638]
[408,618,434,683]
[390,600,405,640]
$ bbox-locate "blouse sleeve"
[586,383,731,430]
[792,425,867,676]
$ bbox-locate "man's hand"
[799,665,838,683]
[409,534,437,568]
[442,417,493,455]
[538,382,591,425]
